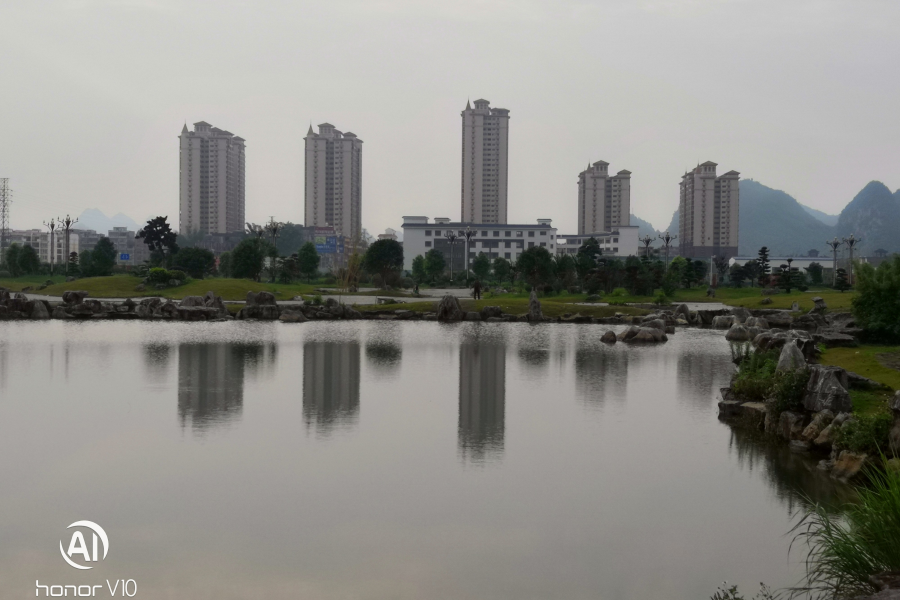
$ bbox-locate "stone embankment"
[716,297,900,482]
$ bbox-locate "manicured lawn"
[821,346,900,391]
[31,275,322,301]
[0,274,68,290]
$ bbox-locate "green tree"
[516,246,555,290]
[79,250,94,277]
[577,237,602,261]
[137,216,179,262]
[91,237,118,276]
[805,262,824,285]
[217,251,232,278]
[411,254,427,283]
[231,237,269,281]
[297,242,320,282]
[492,257,511,285]
[777,264,800,293]
[3,243,22,277]
[852,255,900,340]
[729,263,747,288]
[424,248,446,282]
[471,252,491,282]
[18,244,41,275]
[757,246,771,287]
[279,254,300,284]
[67,251,79,275]
[834,268,850,292]
[171,247,215,279]
[362,239,404,289]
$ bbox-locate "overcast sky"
[1,0,898,236]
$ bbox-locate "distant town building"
[461,99,510,224]
[377,228,398,242]
[577,161,631,234]
[7,229,80,265]
[401,217,556,273]
[107,227,151,266]
[72,229,102,254]
[179,121,246,235]
[304,123,363,240]
[555,227,640,258]
[679,162,740,258]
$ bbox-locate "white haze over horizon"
[0,0,898,235]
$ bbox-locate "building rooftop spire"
[181,122,188,134]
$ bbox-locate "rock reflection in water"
[574,338,628,408]
[365,325,402,376]
[458,333,506,463]
[143,343,171,384]
[178,343,270,432]
[303,340,361,435]
[677,347,734,412]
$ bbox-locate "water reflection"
[677,349,732,411]
[177,343,265,432]
[365,327,402,376]
[458,336,506,463]
[143,343,171,384]
[574,340,628,408]
[303,341,361,435]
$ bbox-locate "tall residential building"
[304,123,363,240]
[461,99,510,224]
[678,161,740,258]
[577,161,631,234]
[179,121,246,235]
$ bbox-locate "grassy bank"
[18,275,324,301]
[356,296,649,319]
[821,346,900,390]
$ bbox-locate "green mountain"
[835,181,900,255]
[629,213,660,239]
[801,204,839,226]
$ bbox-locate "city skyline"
[1,1,897,237]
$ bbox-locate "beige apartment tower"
[179,121,246,235]
[678,161,740,258]
[577,161,631,234]
[304,123,363,240]
[461,99,510,224]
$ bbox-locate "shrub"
[769,369,810,416]
[610,287,628,297]
[0,270,10,278]
[653,291,669,306]
[322,274,337,284]
[147,267,171,285]
[835,411,893,455]
[399,277,413,289]
[852,255,900,341]
[791,459,900,599]
[168,269,187,282]
[311,294,323,306]
[731,349,778,402]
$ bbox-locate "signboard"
[315,236,341,254]
[119,253,130,260]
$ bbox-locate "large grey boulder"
[179,296,205,307]
[745,316,769,329]
[813,331,858,348]
[257,291,277,305]
[674,303,690,320]
[831,451,867,481]
[617,326,640,342]
[776,341,806,372]
[436,294,464,322]
[892,391,900,413]
[279,310,307,323]
[203,291,228,317]
[51,306,72,319]
[527,291,543,322]
[725,324,751,341]
[730,307,751,323]
[61,290,89,305]
[25,300,50,320]
[779,411,806,441]
[644,318,666,332]
[481,306,503,320]
[464,311,481,321]
[810,296,827,314]
[624,327,667,343]
[766,311,793,329]
[801,410,834,442]
[711,315,734,329]
[803,365,852,413]
[600,330,617,344]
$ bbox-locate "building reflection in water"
[303,341,361,435]
[177,343,270,433]
[676,348,733,412]
[574,337,628,409]
[143,343,171,385]
[458,335,506,463]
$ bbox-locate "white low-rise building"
[7,229,80,266]
[401,216,557,272]
[555,226,639,258]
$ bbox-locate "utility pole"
[0,178,10,265]
[826,238,843,287]
[842,234,861,286]
[44,218,58,274]
[658,232,677,271]
[639,235,654,259]
[59,215,79,275]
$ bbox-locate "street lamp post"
[444,230,458,281]
[639,235,654,259]
[44,218,57,275]
[826,238,843,287]
[59,215,79,276]
[842,234,861,286]
[462,227,476,284]
[658,232,677,271]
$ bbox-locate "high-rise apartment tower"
[678,161,740,258]
[577,161,631,234]
[304,123,363,240]
[461,99,510,224]
[179,122,246,235]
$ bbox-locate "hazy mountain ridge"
[801,203,839,226]
[834,181,900,254]
[76,209,141,234]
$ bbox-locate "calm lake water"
[0,321,846,599]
